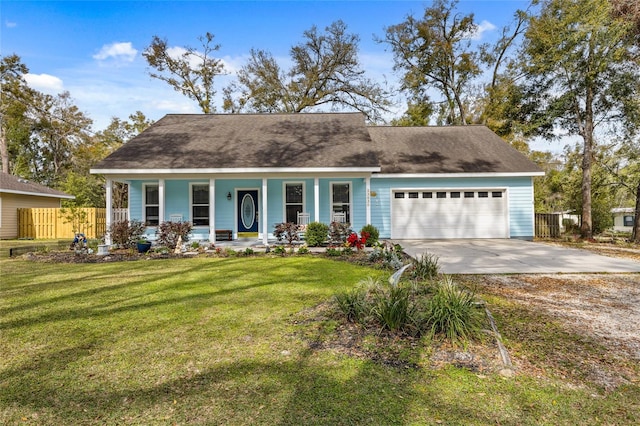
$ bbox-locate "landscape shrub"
[107,220,146,248]
[359,224,379,246]
[157,221,193,249]
[329,221,351,244]
[368,242,404,270]
[425,276,484,346]
[370,284,416,334]
[305,222,329,246]
[274,222,300,246]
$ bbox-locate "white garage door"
[391,189,509,239]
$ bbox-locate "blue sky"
[2,0,531,133]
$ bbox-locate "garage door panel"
[392,189,508,239]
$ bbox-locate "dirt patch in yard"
[470,273,640,390]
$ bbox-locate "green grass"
[1,256,638,425]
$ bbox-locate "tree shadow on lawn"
[1,339,419,424]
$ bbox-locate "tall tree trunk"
[581,97,594,239]
[0,124,8,173]
[633,179,640,244]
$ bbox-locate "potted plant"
[136,239,152,253]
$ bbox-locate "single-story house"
[0,173,75,239]
[611,207,635,232]
[90,113,544,245]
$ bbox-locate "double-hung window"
[191,184,210,226]
[284,183,304,223]
[331,182,351,223]
[144,184,159,226]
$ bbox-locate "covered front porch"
[104,173,374,246]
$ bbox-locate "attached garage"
[391,188,509,239]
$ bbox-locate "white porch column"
[105,178,113,245]
[314,177,320,222]
[209,178,216,242]
[158,178,165,224]
[365,176,371,225]
[262,178,269,246]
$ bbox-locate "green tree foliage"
[224,20,391,122]
[143,33,226,114]
[0,54,31,173]
[517,0,640,239]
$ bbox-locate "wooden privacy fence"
[18,208,107,239]
[535,213,561,238]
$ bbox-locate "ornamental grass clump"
[370,284,417,334]
[411,252,440,281]
[425,276,484,346]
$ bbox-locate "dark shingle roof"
[92,113,542,175]
[93,113,378,170]
[368,125,543,174]
[0,173,74,198]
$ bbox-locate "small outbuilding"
[611,207,635,233]
[0,173,74,239]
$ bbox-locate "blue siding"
[126,175,535,241]
[370,176,535,239]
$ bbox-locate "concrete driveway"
[399,239,640,274]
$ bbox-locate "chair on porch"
[297,212,310,241]
[169,214,183,222]
[332,212,346,223]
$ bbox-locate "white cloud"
[93,42,138,62]
[465,20,497,41]
[5,20,17,28]
[24,73,64,93]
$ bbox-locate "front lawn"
[1,256,638,425]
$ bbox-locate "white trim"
[209,179,216,242]
[330,181,352,224]
[365,177,371,225]
[91,167,380,175]
[282,181,305,223]
[142,183,160,226]
[189,182,210,228]
[158,179,165,225]
[262,179,268,245]
[0,189,75,199]
[314,177,320,222]
[374,172,545,178]
[105,179,113,245]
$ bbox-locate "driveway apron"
[399,239,640,274]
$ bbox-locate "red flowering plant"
[346,231,369,250]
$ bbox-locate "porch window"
[144,184,159,226]
[331,182,351,223]
[284,183,304,223]
[191,184,209,226]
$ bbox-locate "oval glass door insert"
[241,194,256,229]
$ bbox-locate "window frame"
[623,215,634,227]
[283,181,305,223]
[190,182,210,227]
[143,183,159,226]
[330,181,352,224]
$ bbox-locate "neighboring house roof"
[611,207,635,214]
[93,113,379,172]
[91,113,543,176]
[368,125,542,175]
[0,173,74,199]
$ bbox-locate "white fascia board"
[91,167,380,174]
[373,172,545,178]
[0,189,75,199]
